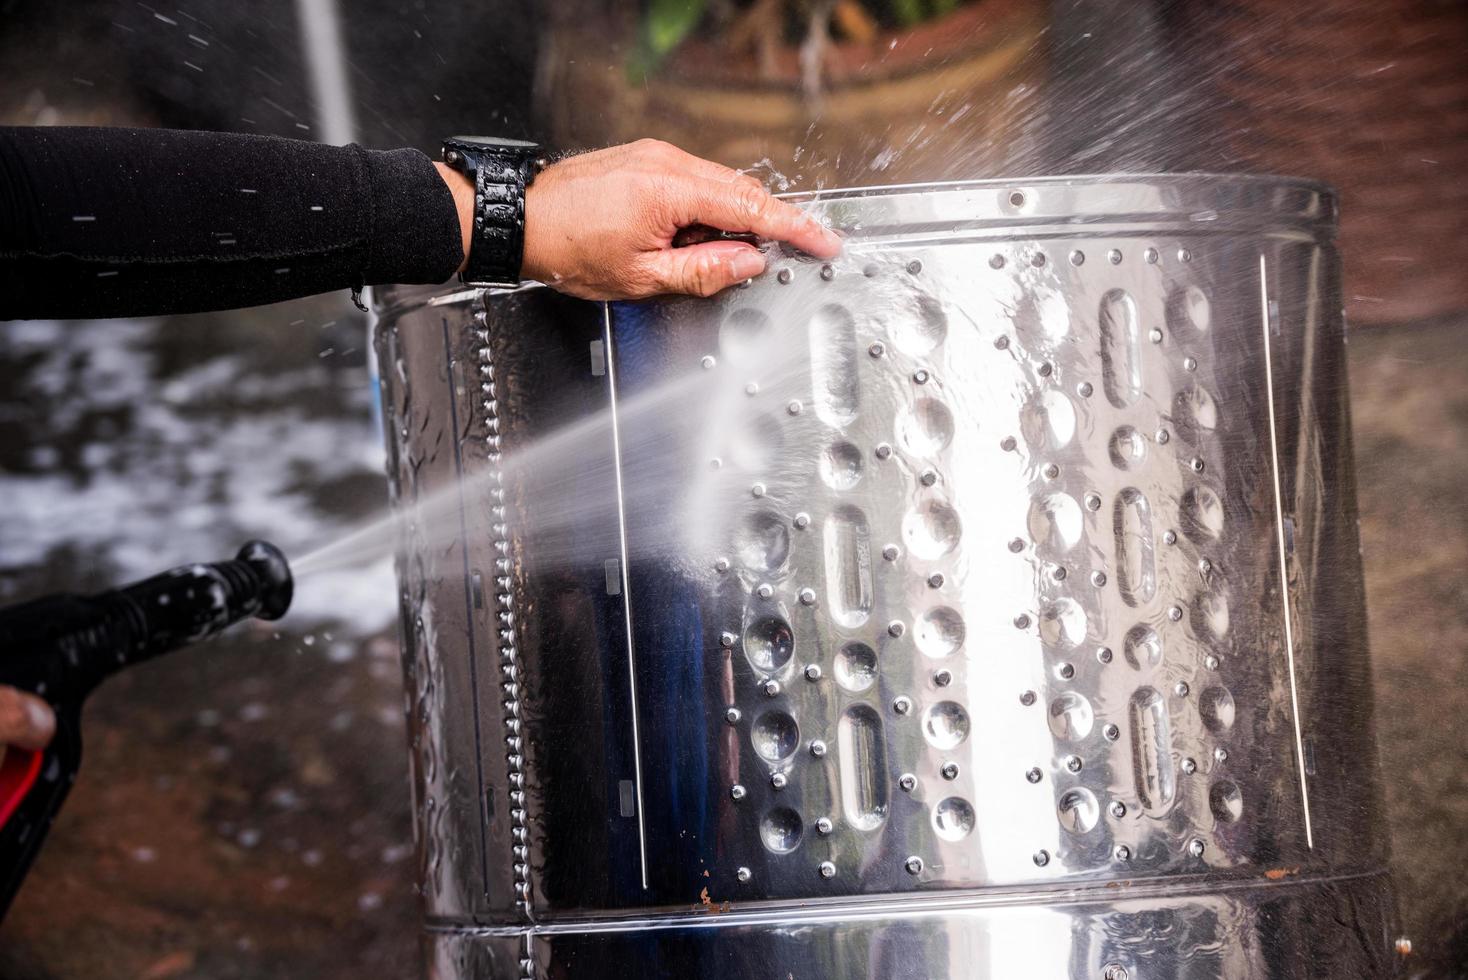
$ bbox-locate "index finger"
[679,178,842,260]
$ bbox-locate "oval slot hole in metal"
[1099,289,1143,408]
[809,304,860,427]
[1129,686,1177,813]
[823,505,873,628]
[838,704,889,831]
[1113,487,1157,606]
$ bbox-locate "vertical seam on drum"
[443,314,494,904]
[470,295,535,918]
[1259,253,1315,849]
[602,302,651,889]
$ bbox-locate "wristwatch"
[440,136,543,287]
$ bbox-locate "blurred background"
[0,0,1464,976]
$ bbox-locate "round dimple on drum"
[1209,779,1244,823]
[1047,691,1095,740]
[751,710,800,762]
[720,308,774,363]
[744,615,795,672]
[933,797,976,841]
[1039,598,1087,649]
[738,510,791,571]
[903,501,962,559]
[1192,590,1230,641]
[1168,285,1212,335]
[1108,426,1148,469]
[1200,685,1237,733]
[835,642,878,692]
[1123,624,1164,670]
[760,806,804,853]
[916,607,966,658]
[923,701,971,749]
[890,294,949,355]
[1174,384,1219,434]
[819,441,864,490]
[1181,486,1226,542]
[1027,493,1084,552]
[1020,389,1077,451]
[897,399,955,456]
[1057,787,1100,834]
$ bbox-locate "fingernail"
[728,250,766,280]
[27,698,55,741]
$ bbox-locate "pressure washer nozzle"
[236,540,293,621]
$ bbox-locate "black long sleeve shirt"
[0,126,464,320]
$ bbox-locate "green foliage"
[889,0,960,27]
[629,0,708,82]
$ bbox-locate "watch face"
[444,136,539,150]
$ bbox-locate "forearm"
[0,127,465,320]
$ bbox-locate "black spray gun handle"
[0,541,293,918]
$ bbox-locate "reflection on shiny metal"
[375,176,1401,979]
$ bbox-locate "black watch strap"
[441,136,540,288]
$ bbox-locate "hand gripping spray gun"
[0,541,293,918]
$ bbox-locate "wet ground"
[0,303,1464,977]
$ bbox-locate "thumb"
[648,242,766,298]
[0,685,56,751]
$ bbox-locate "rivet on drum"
[927,573,945,589]
[889,620,907,637]
[771,772,787,789]
[905,856,924,875]
[804,664,822,681]
[725,707,741,724]
[868,341,886,358]
[899,773,917,792]
[1066,755,1083,773]
[701,355,716,370]
[912,369,930,385]
[994,334,1011,350]
[1069,250,1085,266]
[1020,690,1036,706]
[1097,646,1114,664]
[745,382,760,396]
[989,254,1006,270]
[1104,723,1120,741]
[941,762,959,781]
[1077,381,1094,398]
[893,696,913,715]
[756,583,774,599]
[882,544,900,561]
[1058,662,1075,680]
[1149,328,1164,344]
[777,268,792,285]
[730,784,747,801]
[1108,249,1122,265]
[1113,844,1132,862]
[763,679,781,697]
[819,861,836,878]
[1026,767,1043,784]
[810,740,828,758]
[1181,757,1198,775]
[815,817,833,835]
[736,867,752,883]
[1033,849,1050,867]
[786,400,802,416]
[1144,247,1160,264]
[907,260,923,275]
[1000,435,1018,452]
[875,443,894,460]
[1109,800,1126,817]
[1014,613,1032,630]
[934,669,953,687]
[820,264,834,281]
[714,557,730,573]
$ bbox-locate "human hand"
[0,685,55,752]
[439,139,841,300]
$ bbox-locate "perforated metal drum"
[374,177,1401,979]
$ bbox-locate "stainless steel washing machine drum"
[373,176,1402,980]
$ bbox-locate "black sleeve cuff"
[359,145,464,287]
